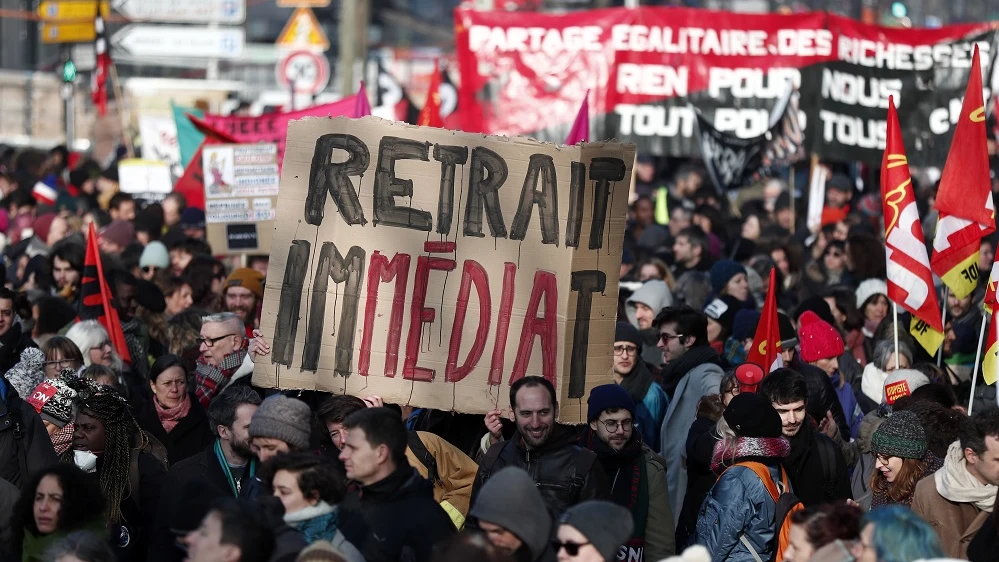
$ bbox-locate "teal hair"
[863,506,944,562]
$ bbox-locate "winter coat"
[405,431,478,527]
[659,346,724,523]
[107,450,167,562]
[695,436,790,562]
[339,465,456,562]
[0,478,17,560]
[618,359,669,453]
[794,361,850,441]
[860,363,888,411]
[641,445,675,561]
[472,426,608,520]
[676,418,719,550]
[135,394,214,466]
[20,518,106,562]
[969,511,999,562]
[0,324,36,376]
[830,373,863,440]
[783,421,852,507]
[911,476,990,559]
[849,411,885,510]
[148,442,259,562]
[0,378,56,489]
[284,503,364,562]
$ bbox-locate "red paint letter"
[510,270,558,387]
[489,263,517,385]
[446,260,491,383]
[403,256,456,381]
[359,251,411,377]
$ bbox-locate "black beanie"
[778,312,798,348]
[795,296,837,328]
[723,393,783,438]
[615,322,642,349]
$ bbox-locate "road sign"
[38,1,109,20]
[111,25,245,58]
[276,0,330,5]
[42,22,96,44]
[275,7,329,51]
[276,51,330,95]
[111,0,246,24]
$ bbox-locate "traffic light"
[62,59,76,83]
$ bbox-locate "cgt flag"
[932,45,995,299]
[78,223,131,364]
[882,96,945,356]
[747,267,783,372]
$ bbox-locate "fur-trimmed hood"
[710,435,791,474]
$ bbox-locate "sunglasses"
[142,266,160,274]
[552,540,591,556]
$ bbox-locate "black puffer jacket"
[0,379,56,488]
[472,426,608,520]
[339,465,455,562]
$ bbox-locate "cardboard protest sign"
[253,117,634,423]
[202,143,280,254]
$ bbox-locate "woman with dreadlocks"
[61,379,167,562]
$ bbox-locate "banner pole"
[788,164,796,232]
[893,302,900,370]
[938,287,949,367]
[969,314,988,416]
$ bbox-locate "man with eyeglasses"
[579,384,674,561]
[612,323,667,453]
[193,312,255,408]
[653,306,723,525]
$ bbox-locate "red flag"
[931,45,995,299]
[91,12,109,116]
[881,96,944,355]
[417,61,444,128]
[78,222,131,364]
[747,267,783,372]
[565,90,590,145]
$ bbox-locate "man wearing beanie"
[759,368,852,507]
[248,394,312,463]
[224,267,265,336]
[870,410,937,508]
[26,374,77,454]
[556,501,635,562]
[338,407,455,562]
[579,384,674,561]
[696,393,791,562]
[654,306,724,522]
[626,279,673,368]
[798,311,863,440]
[468,467,554,562]
[612,322,668,452]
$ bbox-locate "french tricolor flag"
[32,180,58,206]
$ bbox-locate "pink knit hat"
[798,310,845,362]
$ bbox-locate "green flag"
[171,102,204,168]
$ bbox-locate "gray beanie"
[248,394,311,450]
[871,410,927,460]
[468,467,552,559]
[559,501,634,561]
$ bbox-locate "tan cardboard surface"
[253,116,634,422]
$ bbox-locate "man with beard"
[48,240,84,304]
[580,384,674,561]
[944,290,983,383]
[626,280,673,369]
[223,268,264,337]
[655,306,723,523]
[473,376,608,519]
[148,385,262,562]
[613,322,668,453]
[758,368,851,507]
[0,288,36,374]
[193,313,255,408]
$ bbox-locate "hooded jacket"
[338,464,455,562]
[658,345,724,522]
[627,280,673,367]
[468,467,553,562]
[472,425,608,521]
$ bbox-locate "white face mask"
[74,450,98,473]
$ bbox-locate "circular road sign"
[276,50,330,96]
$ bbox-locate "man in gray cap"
[248,394,312,463]
[468,467,553,562]
[555,501,634,562]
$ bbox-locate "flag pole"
[969,314,988,416]
[788,164,796,232]
[938,287,949,367]
[893,303,900,370]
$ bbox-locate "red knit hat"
[798,310,844,362]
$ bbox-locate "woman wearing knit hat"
[869,410,942,508]
[798,311,863,440]
[854,279,889,355]
[709,260,754,308]
[248,394,313,462]
[704,295,741,357]
[696,393,791,562]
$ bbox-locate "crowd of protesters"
[0,145,993,562]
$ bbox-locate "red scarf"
[155,394,192,433]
